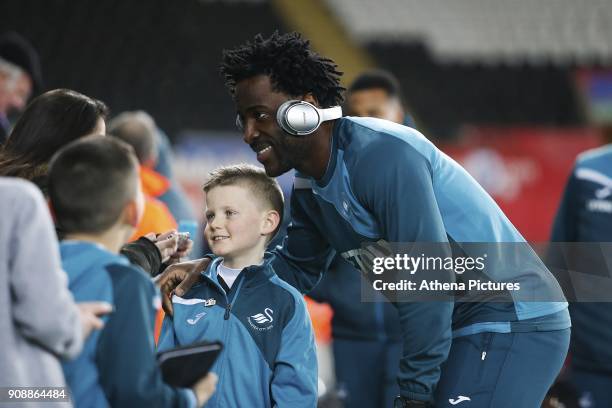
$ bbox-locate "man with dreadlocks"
[160,32,571,407]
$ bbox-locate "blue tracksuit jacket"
[60,241,195,408]
[269,116,571,401]
[158,254,317,408]
[550,144,612,374]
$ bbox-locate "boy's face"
[204,184,270,261]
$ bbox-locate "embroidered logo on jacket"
[187,312,207,325]
[248,308,274,331]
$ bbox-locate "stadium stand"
[325,0,612,64]
[0,0,288,137]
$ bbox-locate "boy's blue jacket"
[60,241,195,408]
[158,254,318,408]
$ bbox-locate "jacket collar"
[202,252,275,289]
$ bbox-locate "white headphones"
[236,100,342,136]
[276,100,342,136]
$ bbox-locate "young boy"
[48,136,216,408]
[158,164,317,408]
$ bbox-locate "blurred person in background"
[307,69,407,408]
[346,69,413,127]
[0,177,111,402]
[108,111,202,260]
[0,32,42,143]
[154,127,199,231]
[0,89,183,276]
[108,111,179,242]
[0,88,107,193]
[549,125,612,408]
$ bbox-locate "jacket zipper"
[481,332,494,361]
[216,276,245,406]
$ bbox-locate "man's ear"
[261,210,281,236]
[122,199,141,228]
[302,93,319,107]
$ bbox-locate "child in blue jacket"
[48,136,216,407]
[158,164,317,408]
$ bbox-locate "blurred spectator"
[549,125,612,408]
[0,88,106,193]
[0,177,111,398]
[0,32,43,143]
[108,111,178,241]
[50,136,214,407]
[0,89,180,276]
[346,69,414,127]
[307,69,410,408]
[155,127,198,225]
[542,380,580,408]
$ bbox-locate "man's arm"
[9,181,83,359]
[271,182,336,293]
[271,295,318,407]
[353,135,453,402]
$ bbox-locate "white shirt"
[217,262,243,289]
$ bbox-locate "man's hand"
[154,258,211,316]
[77,301,113,339]
[191,372,218,407]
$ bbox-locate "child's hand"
[192,372,217,407]
[77,301,113,339]
[168,234,194,264]
[144,230,179,263]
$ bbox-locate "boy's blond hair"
[203,164,284,240]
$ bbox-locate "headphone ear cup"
[276,100,296,135]
[277,101,321,136]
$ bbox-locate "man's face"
[234,75,307,177]
[347,88,404,124]
[8,72,32,113]
[0,71,12,113]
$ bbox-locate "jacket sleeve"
[120,237,163,276]
[271,184,336,293]
[271,295,318,408]
[550,167,580,243]
[352,136,453,402]
[95,267,194,408]
[9,181,83,359]
[547,166,581,299]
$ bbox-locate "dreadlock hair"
[220,31,345,108]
